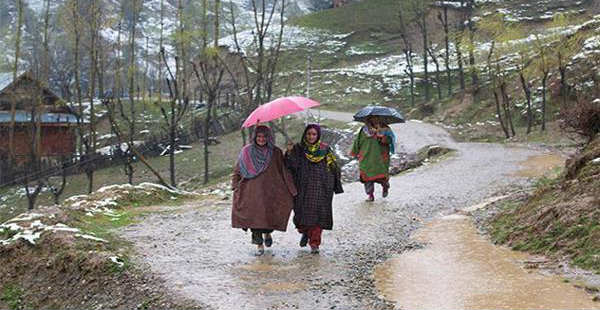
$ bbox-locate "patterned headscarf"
[238,125,275,179]
[301,124,337,170]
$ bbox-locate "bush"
[559,97,600,143]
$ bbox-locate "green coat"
[350,127,391,182]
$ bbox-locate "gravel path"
[122,111,543,309]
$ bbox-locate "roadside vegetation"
[489,136,600,273]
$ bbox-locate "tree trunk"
[204,94,214,185]
[541,73,548,131]
[9,0,24,161]
[519,72,533,134]
[422,14,430,102]
[170,99,176,187]
[128,0,138,184]
[456,38,465,90]
[494,89,510,138]
[440,7,451,96]
[500,82,515,137]
[427,47,442,100]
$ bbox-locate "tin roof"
[0,72,15,91]
[0,111,81,124]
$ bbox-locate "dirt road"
[122,111,567,309]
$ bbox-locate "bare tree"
[486,42,509,138]
[532,33,551,132]
[437,6,452,96]
[156,0,165,107]
[48,158,69,205]
[42,0,52,85]
[103,97,171,187]
[398,8,415,106]
[83,0,102,193]
[192,54,225,184]
[124,0,141,184]
[465,0,478,91]
[516,47,534,134]
[427,44,443,100]
[403,0,433,101]
[160,48,190,187]
[228,0,287,116]
[9,0,24,163]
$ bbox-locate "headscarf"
[301,124,337,170]
[361,124,396,154]
[238,125,275,179]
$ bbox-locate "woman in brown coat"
[232,125,297,256]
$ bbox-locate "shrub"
[559,97,600,143]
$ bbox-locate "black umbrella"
[353,105,405,124]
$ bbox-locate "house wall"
[0,125,76,164]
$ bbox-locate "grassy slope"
[0,185,202,310]
[489,137,600,273]
[289,3,598,145]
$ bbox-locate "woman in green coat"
[350,116,395,201]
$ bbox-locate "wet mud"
[514,153,565,177]
[375,214,600,309]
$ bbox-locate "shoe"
[366,194,374,202]
[255,246,265,256]
[299,233,308,247]
[310,247,320,254]
[382,188,389,198]
[264,234,273,247]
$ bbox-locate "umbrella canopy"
[353,105,405,124]
[242,96,320,128]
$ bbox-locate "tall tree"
[398,8,415,106]
[125,0,140,184]
[42,0,52,85]
[84,0,102,193]
[437,6,452,96]
[229,0,287,115]
[9,0,24,162]
[532,33,551,132]
[402,0,433,101]
[465,0,478,91]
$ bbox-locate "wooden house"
[0,72,79,173]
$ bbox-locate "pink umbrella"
[242,96,320,128]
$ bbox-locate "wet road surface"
[122,111,566,309]
[375,214,599,309]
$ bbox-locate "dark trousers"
[251,229,273,245]
[298,226,323,249]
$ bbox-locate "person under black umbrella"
[350,116,396,202]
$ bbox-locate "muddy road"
[122,111,574,309]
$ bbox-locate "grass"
[292,0,401,35]
[489,138,600,272]
[1,284,24,310]
[0,118,308,223]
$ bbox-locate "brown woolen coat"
[231,147,298,231]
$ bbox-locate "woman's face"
[256,132,267,146]
[305,128,319,144]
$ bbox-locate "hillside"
[489,136,600,273]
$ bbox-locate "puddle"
[239,261,299,272]
[514,154,565,177]
[261,281,307,292]
[374,214,599,310]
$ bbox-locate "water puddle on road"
[374,214,600,309]
[514,154,565,178]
